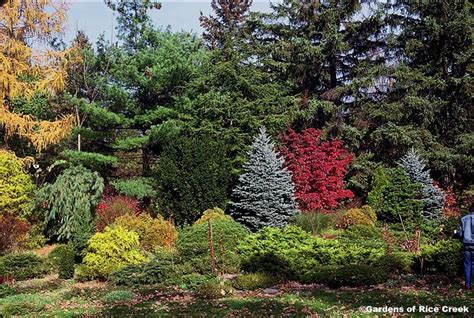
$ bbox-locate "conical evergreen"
[231,127,297,231]
[399,149,444,220]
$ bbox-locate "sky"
[64,1,273,44]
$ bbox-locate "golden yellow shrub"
[114,214,178,251]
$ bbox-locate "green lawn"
[1,275,473,317]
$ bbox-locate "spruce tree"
[399,149,444,220]
[200,0,253,49]
[231,127,297,231]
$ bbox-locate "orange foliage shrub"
[114,214,178,251]
[337,205,376,229]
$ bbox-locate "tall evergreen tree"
[356,0,473,187]
[399,149,444,220]
[64,5,205,195]
[200,0,253,49]
[231,127,297,231]
[246,1,384,107]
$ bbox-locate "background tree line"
[1,0,472,225]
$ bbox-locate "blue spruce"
[231,127,297,231]
[399,149,444,220]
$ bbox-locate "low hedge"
[301,264,388,287]
[237,226,385,280]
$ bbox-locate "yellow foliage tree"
[0,0,76,152]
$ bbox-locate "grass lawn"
[1,275,473,317]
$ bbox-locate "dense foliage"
[231,127,297,231]
[154,134,231,225]
[0,0,471,301]
[34,166,104,241]
[0,214,30,255]
[0,150,34,216]
[114,214,177,251]
[238,226,384,280]
[95,195,141,231]
[280,129,354,211]
[177,220,250,274]
[81,226,147,279]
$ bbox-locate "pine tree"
[231,127,297,231]
[399,149,444,220]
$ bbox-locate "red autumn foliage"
[441,185,460,218]
[280,128,354,211]
[0,214,30,255]
[95,195,141,231]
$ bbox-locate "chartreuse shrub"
[0,150,34,216]
[237,226,384,281]
[232,273,278,290]
[0,252,45,281]
[80,226,147,280]
[338,205,376,228]
[416,240,462,275]
[114,214,178,251]
[194,207,233,225]
[177,220,250,274]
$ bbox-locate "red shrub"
[0,214,30,255]
[280,128,354,211]
[95,195,141,231]
[441,185,460,218]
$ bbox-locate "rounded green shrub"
[109,260,168,286]
[373,252,415,274]
[232,273,277,290]
[0,252,45,281]
[48,244,75,279]
[82,226,148,279]
[304,264,388,287]
[416,240,463,275]
[194,278,233,299]
[177,220,249,274]
[341,224,383,240]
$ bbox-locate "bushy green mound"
[416,240,462,275]
[177,220,250,274]
[0,253,45,281]
[303,264,388,287]
[48,244,75,279]
[238,226,385,280]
